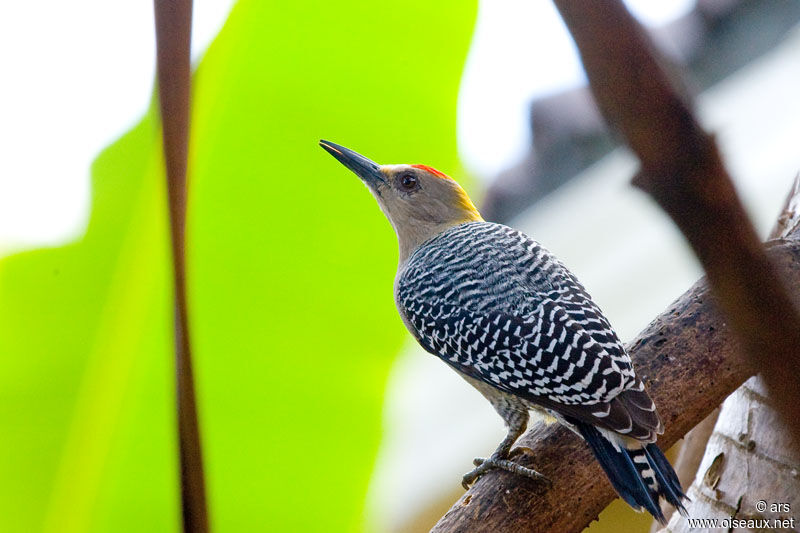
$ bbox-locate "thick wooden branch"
[551,0,800,448]
[432,240,800,533]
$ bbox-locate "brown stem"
[153,1,209,532]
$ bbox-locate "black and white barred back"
[396,221,685,520]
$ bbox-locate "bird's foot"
[461,454,551,489]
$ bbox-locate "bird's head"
[320,140,483,263]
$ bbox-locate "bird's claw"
[461,455,551,490]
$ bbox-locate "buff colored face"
[370,164,482,229]
[319,140,483,261]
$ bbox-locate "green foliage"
[0,1,476,531]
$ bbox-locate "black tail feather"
[645,443,688,516]
[574,421,686,524]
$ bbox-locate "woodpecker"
[320,140,686,522]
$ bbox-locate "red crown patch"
[411,164,450,180]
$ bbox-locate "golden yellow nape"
[411,164,483,222]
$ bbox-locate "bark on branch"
[432,240,800,533]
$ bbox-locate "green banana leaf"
[0,0,476,531]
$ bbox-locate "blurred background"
[1,0,799,531]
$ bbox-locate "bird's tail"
[575,422,687,524]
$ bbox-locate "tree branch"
[432,239,800,533]
[550,0,800,449]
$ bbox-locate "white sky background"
[0,1,233,256]
[0,0,691,254]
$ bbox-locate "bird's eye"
[401,173,418,190]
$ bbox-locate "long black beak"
[319,140,385,188]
